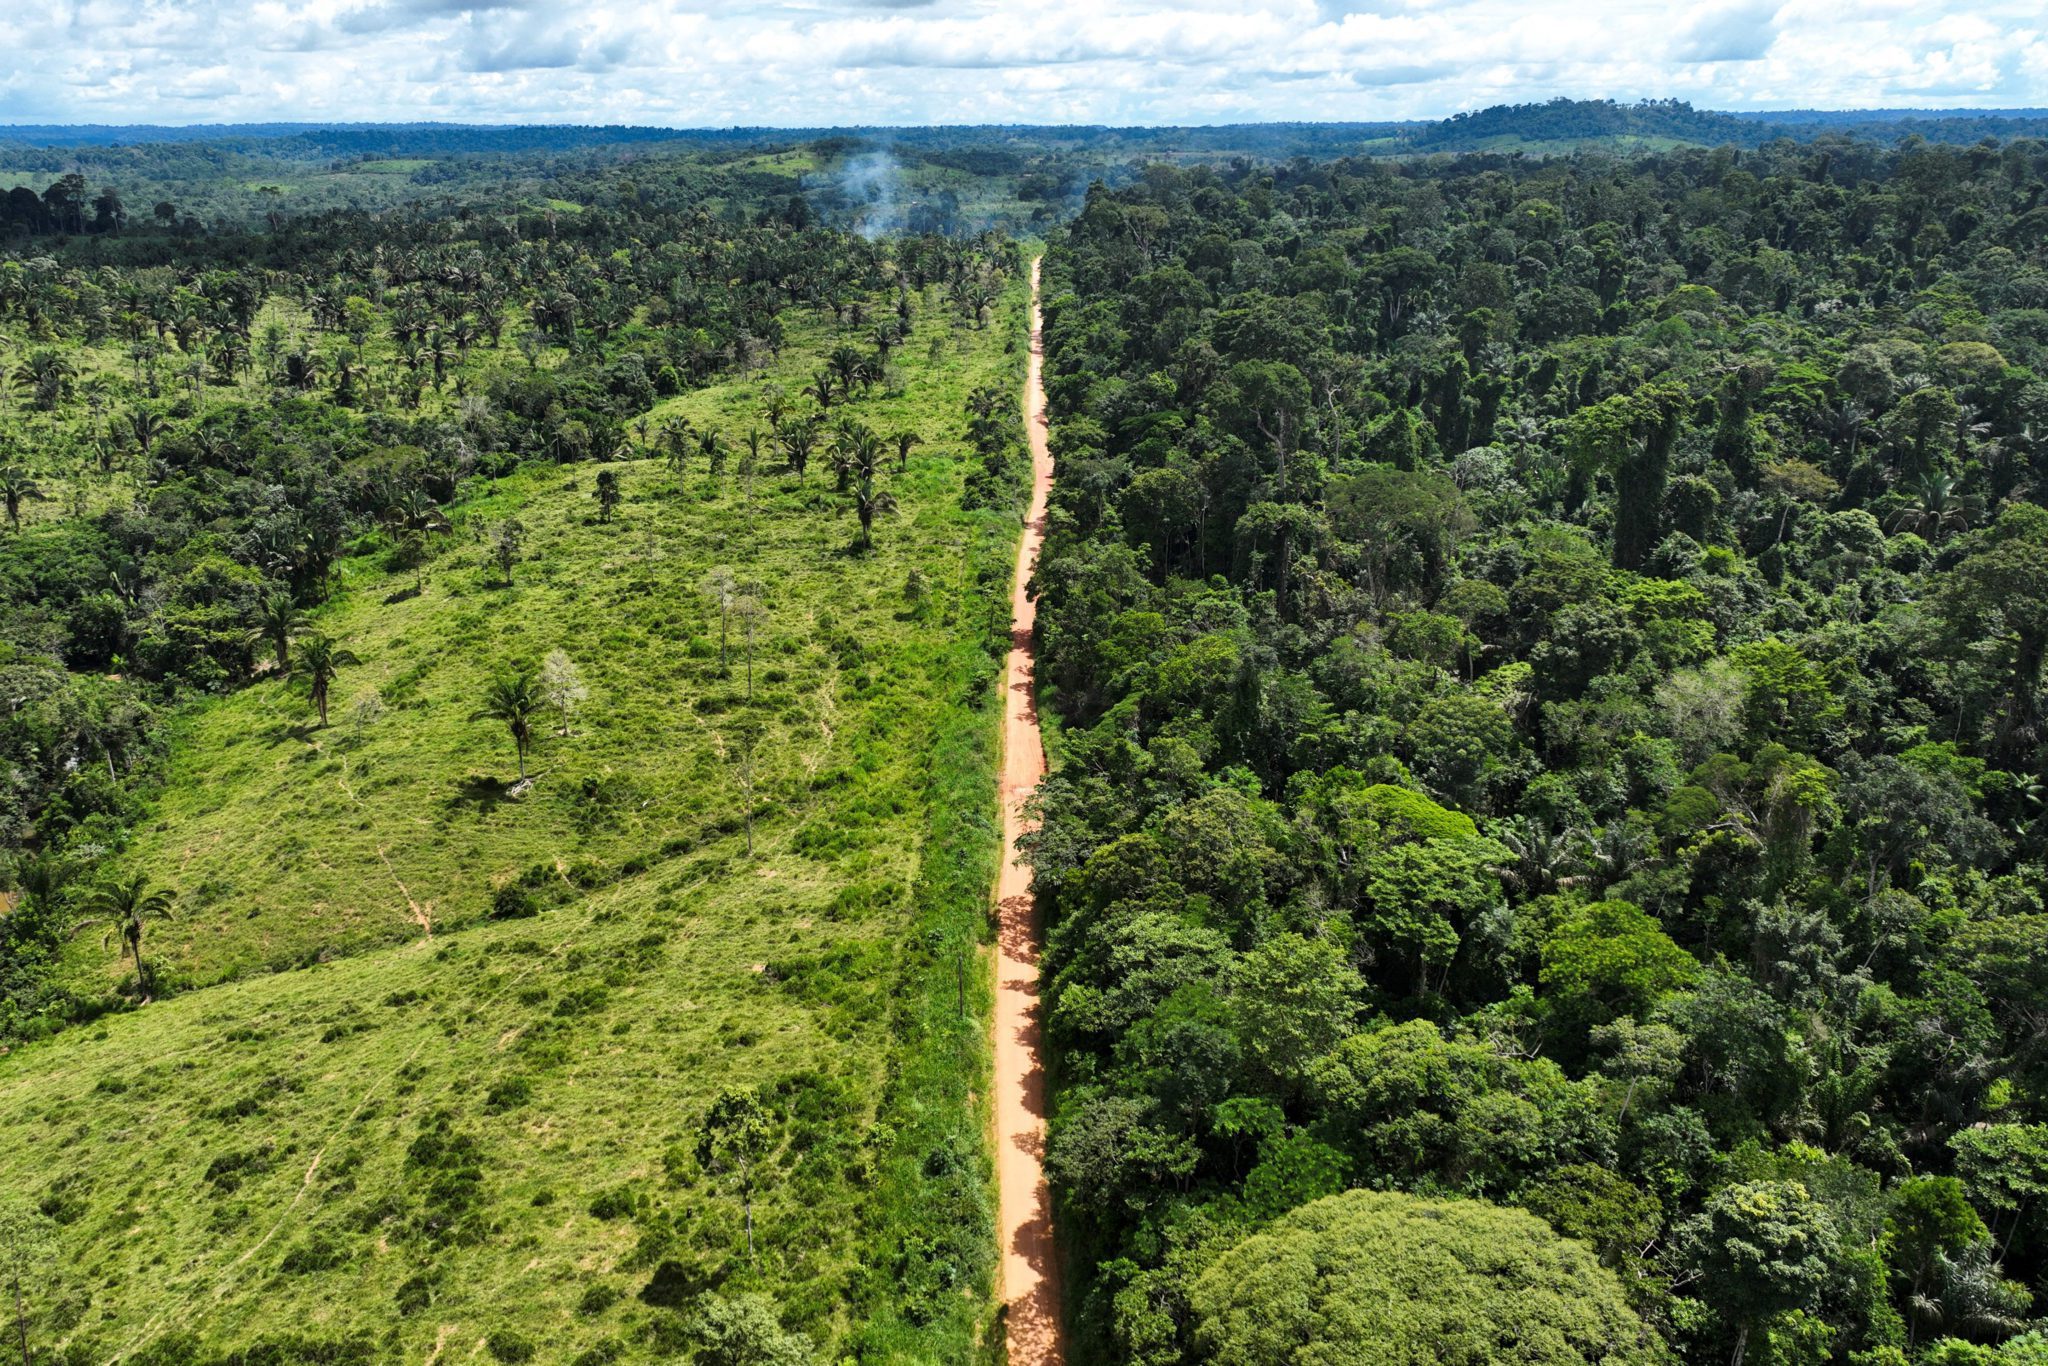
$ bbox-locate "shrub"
[578,1283,621,1315]
[483,1076,533,1112]
[587,1184,639,1220]
[485,1330,535,1363]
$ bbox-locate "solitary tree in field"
[732,591,767,701]
[539,649,588,737]
[851,468,897,551]
[594,468,621,523]
[489,518,526,585]
[0,1200,54,1366]
[472,665,544,780]
[892,430,921,472]
[702,566,738,667]
[250,591,306,672]
[697,1088,772,1257]
[0,465,45,531]
[71,876,176,1001]
[659,415,694,487]
[293,633,359,727]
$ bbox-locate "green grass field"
[0,273,1029,1362]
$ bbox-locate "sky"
[0,0,2043,128]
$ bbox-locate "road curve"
[993,255,1064,1366]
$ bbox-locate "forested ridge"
[1031,139,2048,1364]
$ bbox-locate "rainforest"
[0,103,2046,1366]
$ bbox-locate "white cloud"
[0,0,2039,126]
[1672,0,1784,62]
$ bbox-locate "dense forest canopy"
[1030,135,2048,1364]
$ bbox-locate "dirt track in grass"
[993,255,1064,1366]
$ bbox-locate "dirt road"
[993,256,1063,1365]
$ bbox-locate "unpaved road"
[994,256,1063,1365]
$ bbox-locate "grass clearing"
[0,271,1031,1360]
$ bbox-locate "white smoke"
[839,150,906,240]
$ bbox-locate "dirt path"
[994,256,1064,1365]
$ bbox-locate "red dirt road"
[994,256,1063,1366]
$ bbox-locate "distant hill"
[4,101,2046,164]
[1390,98,2048,153]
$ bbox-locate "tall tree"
[292,633,359,727]
[472,666,544,781]
[71,877,176,1001]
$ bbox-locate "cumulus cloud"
[1673,0,1784,62]
[0,0,2039,126]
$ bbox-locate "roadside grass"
[0,271,1030,1359]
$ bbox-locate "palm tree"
[805,371,835,410]
[13,350,74,411]
[852,468,896,550]
[72,877,176,1001]
[0,464,44,531]
[422,335,453,389]
[383,488,448,537]
[779,418,818,481]
[283,350,320,392]
[892,430,921,472]
[658,415,694,480]
[471,666,544,781]
[1888,472,1981,542]
[249,592,306,672]
[827,344,864,396]
[293,633,359,727]
[123,407,168,457]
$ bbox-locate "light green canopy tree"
[1189,1189,1669,1365]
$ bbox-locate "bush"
[485,1330,535,1363]
[278,1231,349,1274]
[483,1076,533,1112]
[491,883,540,919]
[578,1283,621,1316]
[587,1184,639,1220]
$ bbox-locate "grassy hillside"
[0,272,1028,1362]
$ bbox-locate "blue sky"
[2,0,2043,127]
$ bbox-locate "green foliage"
[1188,1189,1669,1364]
[1032,137,2048,1365]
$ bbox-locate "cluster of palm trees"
[648,396,916,551]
